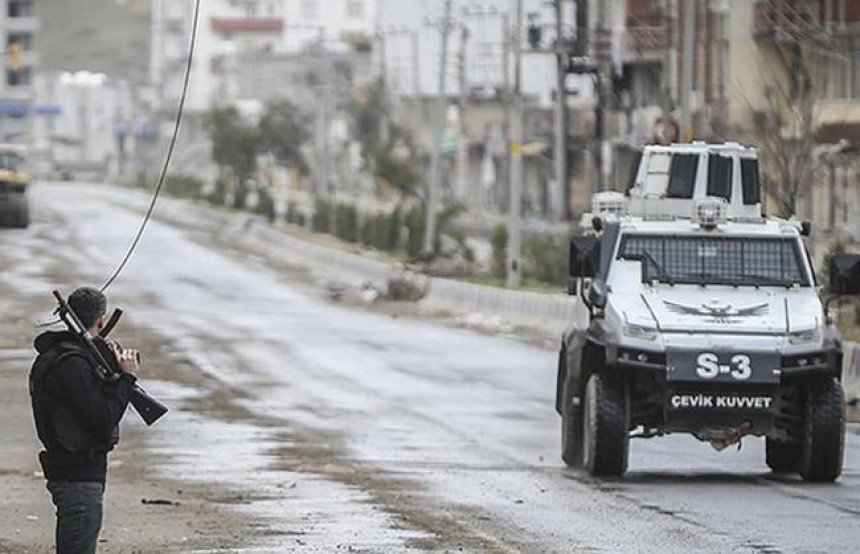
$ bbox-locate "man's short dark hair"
[68,287,107,329]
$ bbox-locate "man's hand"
[114,347,140,376]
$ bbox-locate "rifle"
[52,290,168,426]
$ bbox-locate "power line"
[100,0,201,292]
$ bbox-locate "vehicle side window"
[740,158,761,205]
[707,154,733,200]
[624,151,643,196]
[666,154,698,198]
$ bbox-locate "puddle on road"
[137,379,430,552]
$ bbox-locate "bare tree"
[752,42,820,218]
[744,0,852,219]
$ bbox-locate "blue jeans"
[47,481,104,554]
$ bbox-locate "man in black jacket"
[29,287,140,554]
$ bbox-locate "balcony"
[210,17,284,34]
[624,22,668,63]
[621,4,668,64]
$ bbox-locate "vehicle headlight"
[788,328,822,345]
[623,323,658,341]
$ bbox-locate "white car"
[556,142,859,480]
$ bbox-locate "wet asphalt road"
[4,183,859,553]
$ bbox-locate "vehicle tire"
[15,206,29,229]
[765,438,801,473]
[799,378,845,482]
[582,373,629,477]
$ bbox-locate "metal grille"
[619,234,809,286]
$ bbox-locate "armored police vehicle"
[557,142,860,480]
[0,144,30,228]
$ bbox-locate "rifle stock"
[130,386,169,426]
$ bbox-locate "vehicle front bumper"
[606,342,841,437]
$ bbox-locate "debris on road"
[141,499,181,506]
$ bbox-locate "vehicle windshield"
[0,152,22,171]
[617,234,810,287]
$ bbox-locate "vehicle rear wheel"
[765,438,801,473]
[15,205,29,228]
[800,378,845,482]
[582,373,629,477]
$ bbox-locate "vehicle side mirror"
[569,237,600,278]
[830,253,860,294]
[588,279,607,309]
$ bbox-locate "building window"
[346,0,364,18]
[7,67,32,86]
[8,0,34,17]
[7,32,33,51]
[830,55,847,99]
[811,52,828,99]
[301,0,318,19]
[852,45,860,99]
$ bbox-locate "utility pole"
[594,0,611,191]
[662,0,678,126]
[679,0,695,142]
[553,0,568,221]
[423,0,454,256]
[506,0,524,288]
[456,24,470,202]
[324,53,336,237]
[500,12,511,213]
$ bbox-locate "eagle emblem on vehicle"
[664,300,769,324]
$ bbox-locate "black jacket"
[30,331,136,482]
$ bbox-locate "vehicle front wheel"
[765,438,801,473]
[582,373,629,477]
[800,378,845,482]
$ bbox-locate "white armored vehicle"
[557,142,860,480]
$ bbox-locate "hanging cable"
[101,0,201,292]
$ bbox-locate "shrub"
[313,199,331,233]
[336,203,359,243]
[362,211,398,251]
[524,233,566,286]
[165,174,205,199]
[491,224,508,279]
[285,202,299,224]
[404,205,424,259]
[255,188,277,221]
[389,207,403,251]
